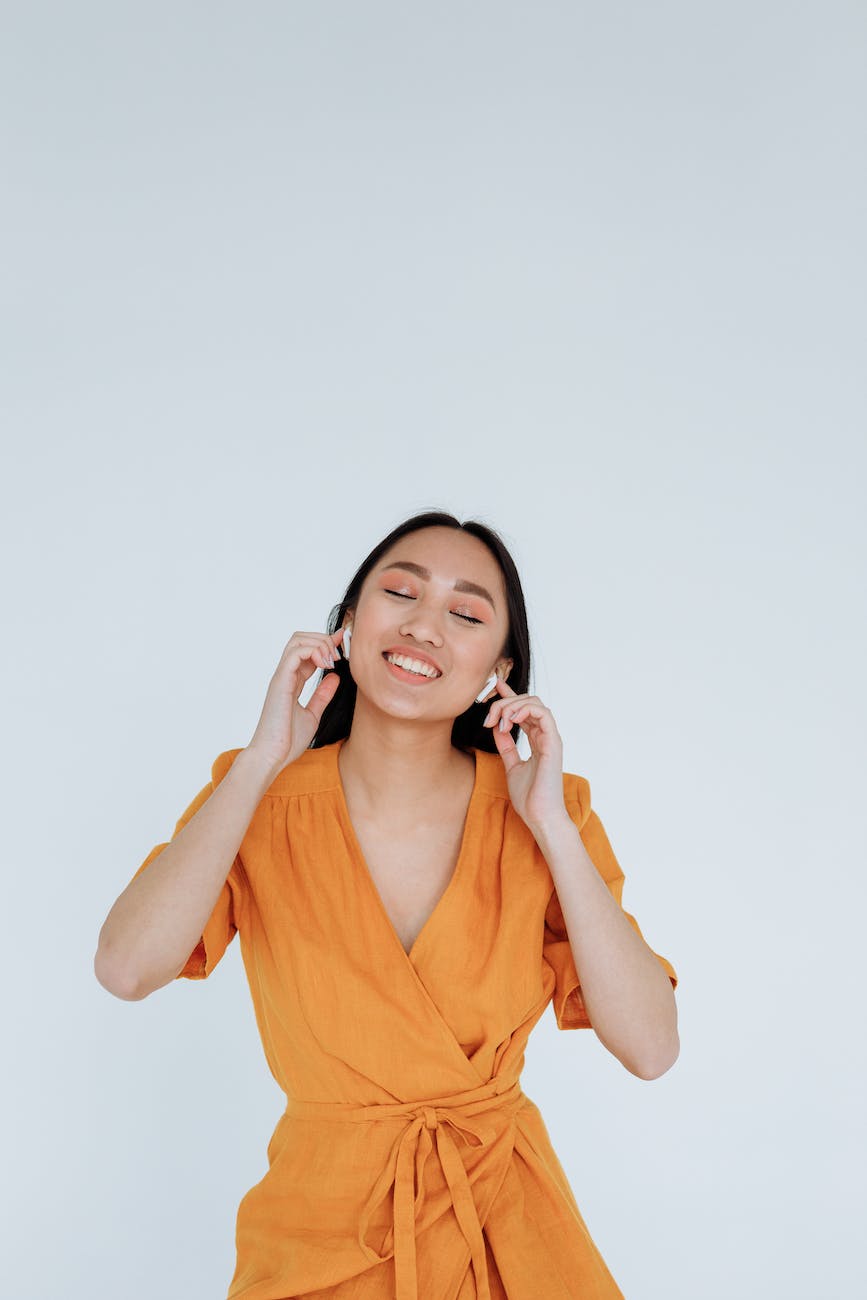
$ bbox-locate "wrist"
[527,809,576,853]
[237,745,287,788]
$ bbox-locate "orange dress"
[129,738,677,1299]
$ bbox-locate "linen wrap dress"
[129,738,677,1299]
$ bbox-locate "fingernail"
[499,716,508,731]
[483,710,492,725]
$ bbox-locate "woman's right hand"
[245,628,346,776]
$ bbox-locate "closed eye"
[384,589,483,624]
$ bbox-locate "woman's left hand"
[483,680,569,833]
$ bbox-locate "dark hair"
[309,509,531,753]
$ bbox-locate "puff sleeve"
[543,774,678,1030]
[128,750,248,980]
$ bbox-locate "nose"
[399,609,445,647]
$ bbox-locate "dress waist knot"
[284,1075,526,1300]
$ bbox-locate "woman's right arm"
[94,624,346,1001]
[93,747,280,1000]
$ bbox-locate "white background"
[3,3,864,1297]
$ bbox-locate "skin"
[336,526,515,824]
[334,525,679,1077]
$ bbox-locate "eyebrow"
[377,561,497,611]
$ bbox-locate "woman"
[95,508,679,1299]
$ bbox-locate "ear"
[497,658,514,682]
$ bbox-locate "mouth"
[381,652,442,683]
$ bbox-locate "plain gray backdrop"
[3,3,864,1297]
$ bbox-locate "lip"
[381,647,443,676]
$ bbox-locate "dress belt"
[284,1076,526,1300]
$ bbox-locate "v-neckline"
[330,737,481,965]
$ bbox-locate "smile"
[382,652,441,682]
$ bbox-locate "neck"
[337,702,472,816]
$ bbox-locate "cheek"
[452,645,492,678]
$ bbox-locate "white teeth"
[385,653,439,678]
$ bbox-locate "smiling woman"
[311,512,525,755]
[97,507,678,1300]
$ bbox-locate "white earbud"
[475,673,498,704]
[341,626,352,661]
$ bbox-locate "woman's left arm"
[484,680,679,1081]
[532,814,679,1079]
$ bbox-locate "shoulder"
[561,770,592,829]
[210,749,245,788]
[209,743,341,798]
[473,748,591,826]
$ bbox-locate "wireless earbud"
[341,626,352,661]
[475,673,499,704]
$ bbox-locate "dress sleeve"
[543,773,678,1030]
[128,749,248,980]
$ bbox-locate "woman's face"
[346,526,513,721]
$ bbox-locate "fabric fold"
[126,739,677,1297]
[286,1077,527,1300]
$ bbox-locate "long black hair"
[309,509,531,754]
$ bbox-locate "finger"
[287,632,342,655]
[477,677,509,707]
[483,694,540,726]
[311,633,341,665]
[303,670,342,724]
[498,703,550,733]
[491,722,523,774]
[298,636,341,669]
[304,642,336,671]
[290,642,336,675]
[323,629,349,663]
[501,702,545,723]
[485,692,535,715]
